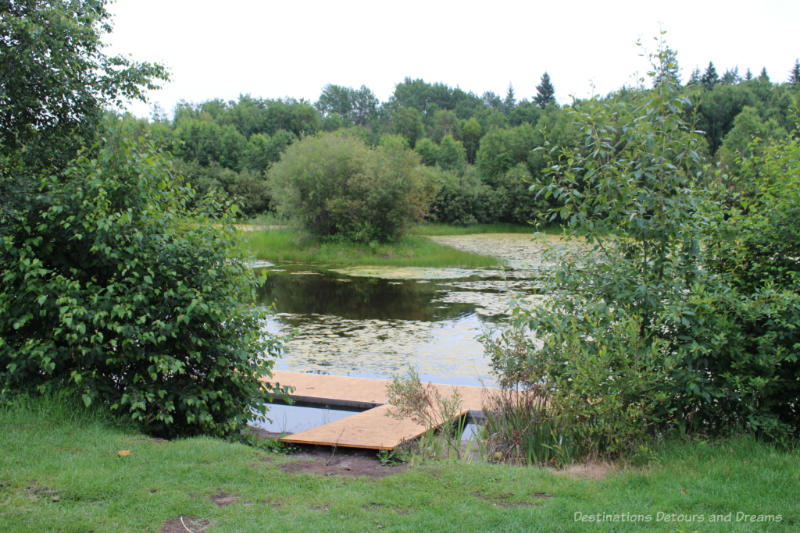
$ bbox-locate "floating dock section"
[262,371,497,450]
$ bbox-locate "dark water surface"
[256,263,546,387]
[251,233,576,433]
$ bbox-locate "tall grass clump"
[387,368,467,461]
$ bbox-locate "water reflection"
[255,234,571,387]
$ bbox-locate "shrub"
[268,132,432,242]
[0,127,284,438]
[484,305,670,463]
[485,39,800,463]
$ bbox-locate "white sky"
[105,0,800,119]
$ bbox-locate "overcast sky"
[105,0,800,118]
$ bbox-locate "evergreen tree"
[482,91,503,109]
[535,72,555,108]
[745,68,753,81]
[759,67,770,82]
[503,84,516,114]
[687,68,702,87]
[701,61,718,90]
[721,67,740,85]
[789,60,800,84]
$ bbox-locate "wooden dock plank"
[266,371,493,413]
[262,371,499,450]
[279,404,464,450]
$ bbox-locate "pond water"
[256,233,572,388]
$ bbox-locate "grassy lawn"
[240,229,501,268]
[1,396,797,532]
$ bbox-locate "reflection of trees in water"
[256,271,474,321]
[254,262,551,384]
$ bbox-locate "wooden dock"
[262,371,497,450]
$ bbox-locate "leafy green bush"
[268,132,432,242]
[0,128,284,438]
[485,40,799,462]
[683,131,800,440]
[485,305,670,462]
[427,167,493,225]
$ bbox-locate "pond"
[255,233,572,388]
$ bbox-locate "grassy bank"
[241,229,501,268]
[1,395,797,532]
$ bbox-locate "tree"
[687,68,702,87]
[218,125,246,170]
[414,137,440,167]
[0,0,167,167]
[721,67,740,85]
[430,110,460,142]
[653,46,680,87]
[701,61,719,90]
[460,117,482,164]
[390,106,425,148]
[534,72,555,108]
[436,135,467,173]
[489,41,711,458]
[717,106,787,171]
[790,60,800,84]
[482,91,503,110]
[475,124,539,183]
[697,84,756,154]
[269,132,431,242]
[503,84,516,114]
[316,84,377,126]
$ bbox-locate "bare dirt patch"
[160,516,211,533]
[26,484,60,502]
[210,490,239,506]
[279,450,407,479]
[250,428,408,478]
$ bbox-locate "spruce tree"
[790,60,800,84]
[504,84,516,113]
[687,68,702,87]
[535,72,555,108]
[700,61,718,90]
[721,67,740,85]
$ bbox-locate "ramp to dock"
[263,371,495,450]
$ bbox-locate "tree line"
[129,63,800,227]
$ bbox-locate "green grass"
[1,395,798,532]
[237,212,287,226]
[241,229,502,268]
